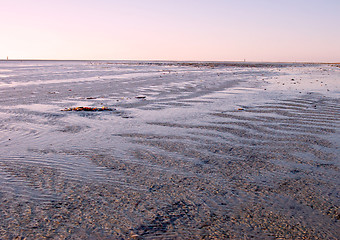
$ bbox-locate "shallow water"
[0,61,339,239]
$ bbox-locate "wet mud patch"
[57,125,89,133]
[274,177,340,220]
[230,197,339,239]
[134,200,197,238]
[88,154,129,171]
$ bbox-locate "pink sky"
[1,0,340,62]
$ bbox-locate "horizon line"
[0,59,338,64]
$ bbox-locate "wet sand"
[0,61,339,239]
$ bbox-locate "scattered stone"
[131,234,139,239]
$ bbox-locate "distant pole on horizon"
[7,56,8,60]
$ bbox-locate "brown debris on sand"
[61,106,114,111]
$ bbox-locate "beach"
[0,61,339,239]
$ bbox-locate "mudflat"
[0,61,339,239]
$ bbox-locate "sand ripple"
[0,62,339,239]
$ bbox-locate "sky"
[1,0,340,62]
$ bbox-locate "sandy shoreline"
[0,61,339,239]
